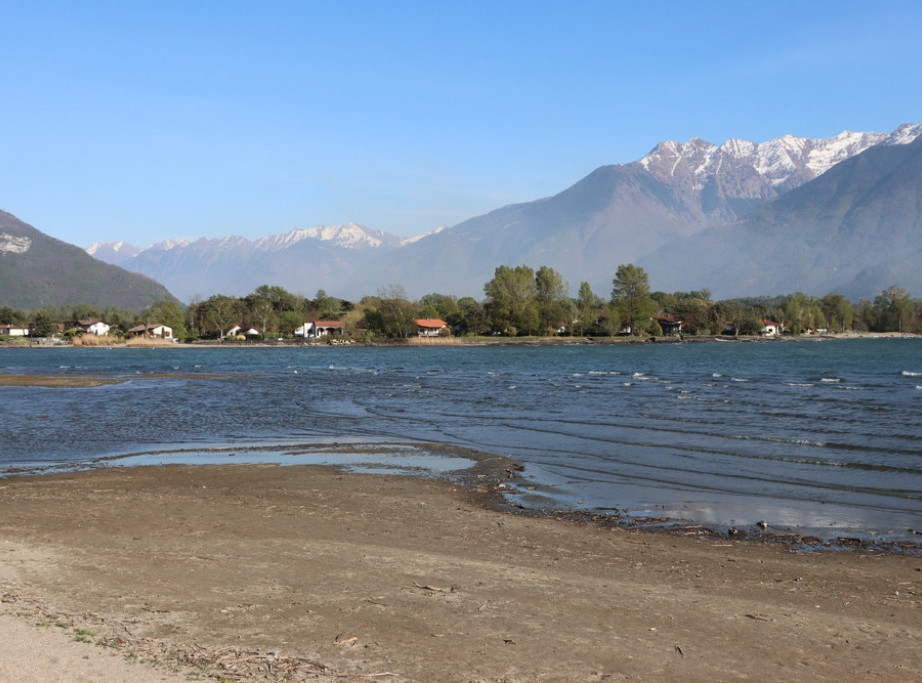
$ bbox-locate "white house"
[761,319,782,336]
[129,323,173,339]
[0,325,29,337]
[294,321,343,338]
[293,322,315,337]
[74,319,110,336]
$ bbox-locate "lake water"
[2,339,920,544]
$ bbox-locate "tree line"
[2,265,920,340]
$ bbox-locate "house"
[223,325,259,339]
[415,318,448,337]
[315,321,343,337]
[294,321,343,338]
[129,323,173,339]
[76,319,110,336]
[0,325,29,337]
[761,320,782,336]
[654,316,683,335]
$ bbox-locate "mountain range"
[83,122,921,303]
[641,131,922,300]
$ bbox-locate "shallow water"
[1,339,920,542]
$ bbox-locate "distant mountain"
[88,223,403,301]
[86,240,142,265]
[639,133,922,299]
[351,124,920,299]
[87,123,921,301]
[0,211,177,309]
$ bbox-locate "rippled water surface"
[2,339,920,542]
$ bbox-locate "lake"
[2,338,920,544]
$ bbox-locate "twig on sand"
[413,581,452,593]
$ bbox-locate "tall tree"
[141,300,187,338]
[611,264,655,336]
[364,285,416,338]
[450,297,489,336]
[873,286,914,332]
[534,266,571,334]
[483,265,538,336]
[574,282,602,335]
[821,293,854,333]
[313,289,340,319]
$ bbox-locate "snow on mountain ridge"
[637,128,910,191]
[87,240,135,256]
[254,223,401,251]
[882,122,922,145]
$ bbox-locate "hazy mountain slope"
[93,224,393,301]
[640,134,922,299]
[361,127,914,299]
[87,124,920,302]
[0,211,176,309]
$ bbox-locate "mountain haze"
[86,123,921,302]
[640,133,922,299]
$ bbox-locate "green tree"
[483,265,539,335]
[611,264,655,336]
[449,297,489,336]
[417,293,460,321]
[313,289,341,319]
[574,282,602,335]
[873,286,914,332]
[0,306,26,326]
[141,300,187,338]
[363,285,417,338]
[534,266,571,334]
[821,293,854,333]
[244,289,276,336]
[279,311,304,337]
[599,304,621,337]
[28,308,59,337]
[65,303,103,326]
[189,295,245,338]
[783,292,810,335]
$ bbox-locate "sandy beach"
[0,464,919,681]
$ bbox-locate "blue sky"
[1,0,919,247]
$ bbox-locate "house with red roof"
[414,318,448,337]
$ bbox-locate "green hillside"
[0,210,176,309]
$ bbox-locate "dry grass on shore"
[123,336,174,347]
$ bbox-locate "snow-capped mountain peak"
[253,223,403,251]
[882,122,922,146]
[636,128,899,192]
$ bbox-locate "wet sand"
[0,464,919,681]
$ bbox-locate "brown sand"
[0,464,919,681]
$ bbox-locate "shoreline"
[3,330,919,351]
[1,464,920,681]
[2,444,918,554]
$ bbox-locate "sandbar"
[0,464,919,681]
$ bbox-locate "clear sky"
[1,0,919,248]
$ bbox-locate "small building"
[76,319,110,336]
[761,320,782,336]
[654,316,683,335]
[129,323,173,339]
[415,318,448,337]
[0,325,29,337]
[294,321,343,338]
[315,321,344,337]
